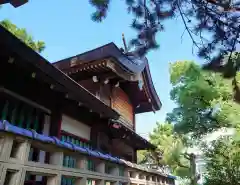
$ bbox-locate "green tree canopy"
[138,123,191,178]
[167,61,240,138]
[139,60,240,185]
[203,135,240,185]
[166,60,240,185]
[0,19,45,53]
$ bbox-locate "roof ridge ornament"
[70,57,78,67]
[126,51,147,66]
[122,33,128,53]
[122,33,146,67]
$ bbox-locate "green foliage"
[137,150,150,164]
[140,60,240,185]
[166,60,240,185]
[139,60,240,184]
[150,123,187,168]
[203,135,240,185]
[167,61,240,138]
[0,19,45,53]
[178,178,191,185]
[138,123,191,178]
[220,52,240,78]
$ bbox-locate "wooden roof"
[54,43,162,113]
[0,25,156,151]
[109,119,156,149]
[0,25,119,119]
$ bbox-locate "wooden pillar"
[90,124,98,150]
[45,102,62,166]
[132,111,137,163]
[90,121,106,150]
[133,113,136,131]
[133,149,137,163]
[49,105,62,138]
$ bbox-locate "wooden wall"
[78,79,111,106]
[78,79,134,129]
[78,79,100,96]
[111,87,133,127]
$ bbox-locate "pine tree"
[89,0,240,60]
[0,19,45,53]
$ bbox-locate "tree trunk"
[190,153,198,185]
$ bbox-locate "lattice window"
[119,166,125,176]
[1,95,48,184]
[60,134,94,185]
[0,99,45,132]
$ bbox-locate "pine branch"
[183,153,191,160]
[177,0,200,54]
[178,161,190,168]
[205,0,240,12]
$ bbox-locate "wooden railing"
[0,121,175,185]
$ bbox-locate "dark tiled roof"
[54,43,147,73]
[54,43,161,111]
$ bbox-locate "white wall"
[61,115,91,140]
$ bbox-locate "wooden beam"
[0,87,51,114]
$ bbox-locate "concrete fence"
[0,121,175,185]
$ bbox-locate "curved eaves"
[143,61,162,111]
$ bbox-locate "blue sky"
[0,0,202,138]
